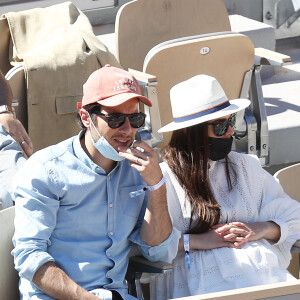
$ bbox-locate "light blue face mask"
[88,113,125,162]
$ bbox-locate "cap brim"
[97,92,152,107]
[158,98,251,133]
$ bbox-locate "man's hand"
[118,140,162,186]
[0,113,33,158]
[118,140,172,247]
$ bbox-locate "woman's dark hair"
[77,103,101,133]
[161,123,234,234]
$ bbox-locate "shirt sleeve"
[129,226,181,263]
[246,156,300,267]
[12,158,61,281]
[0,124,26,209]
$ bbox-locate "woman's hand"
[187,229,241,250]
[213,221,280,248]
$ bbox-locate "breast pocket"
[119,185,146,219]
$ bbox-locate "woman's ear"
[79,109,90,129]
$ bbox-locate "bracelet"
[183,234,191,270]
[129,176,166,198]
[144,176,166,191]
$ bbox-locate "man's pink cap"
[79,65,152,108]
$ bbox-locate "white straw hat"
[158,74,251,133]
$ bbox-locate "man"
[0,70,33,210]
[12,65,176,299]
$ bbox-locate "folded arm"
[119,140,172,246]
[33,262,100,300]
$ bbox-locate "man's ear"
[80,109,91,128]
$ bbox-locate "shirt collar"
[73,131,122,175]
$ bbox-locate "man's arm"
[0,70,33,157]
[119,140,172,246]
[33,262,100,300]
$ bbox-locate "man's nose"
[119,117,133,134]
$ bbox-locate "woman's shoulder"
[229,151,261,167]
[228,151,264,179]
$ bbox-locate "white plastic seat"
[274,163,300,278]
[0,206,19,300]
[114,0,291,164]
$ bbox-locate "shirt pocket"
[119,185,146,219]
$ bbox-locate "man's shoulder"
[29,135,76,165]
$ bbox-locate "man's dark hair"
[77,103,101,133]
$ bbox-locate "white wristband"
[145,176,166,191]
[183,234,191,269]
[129,176,166,198]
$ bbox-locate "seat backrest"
[274,163,300,202]
[274,163,300,279]
[115,0,231,71]
[143,32,254,148]
[6,65,28,130]
[0,18,11,75]
[0,206,19,300]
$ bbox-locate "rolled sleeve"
[270,218,289,246]
[13,249,55,281]
[12,159,61,281]
[129,227,181,263]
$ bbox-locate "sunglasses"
[206,114,236,137]
[93,111,146,129]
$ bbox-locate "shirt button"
[110,231,114,236]
[109,203,113,208]
[107,252,111,257]
[108,175,111,180]
[107,272,110,277]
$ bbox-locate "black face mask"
[208,137,233,161]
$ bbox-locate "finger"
[130,140,153,153]
[119,151,148,165]
[229,228,249,236]
[233,238,249,248]
[118,145,149,159]
[230,222,247,228]
[223,233,237,240]
[21,140,33,158]
[23,134,33,153]
[223,233,247,241]
[215,224,234,234]
[216,222,248,234]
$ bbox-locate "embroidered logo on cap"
[113,78,137,92]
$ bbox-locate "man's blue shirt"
[12,132,174,299]
[0,125,26,210]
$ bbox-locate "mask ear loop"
[87,111,102,142]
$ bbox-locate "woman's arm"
[178,228,241,251]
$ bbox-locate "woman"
[149,74,300,299]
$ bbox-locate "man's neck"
[80,133,117,174]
